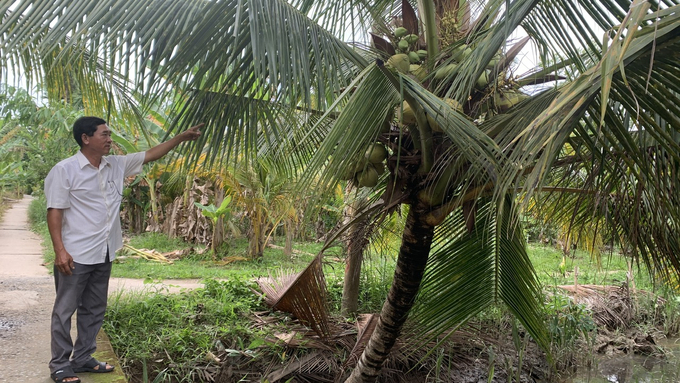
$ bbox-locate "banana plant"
[194,195,233,253]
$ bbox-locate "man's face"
[83,124,112,155]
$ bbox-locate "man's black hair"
[73,116,107,147]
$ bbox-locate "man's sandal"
[73,358,115,373]
[50,368,81,383]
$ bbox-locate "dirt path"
[0,196,205,382]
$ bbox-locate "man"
[44,116,202,383]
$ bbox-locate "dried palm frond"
[121,244,173,263]
[556,284,661,329]
[256,254,331,338]
[344,313,379,368]
[265,351,334,383]
[215,256,248,265]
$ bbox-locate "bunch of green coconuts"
[341,143,389,188]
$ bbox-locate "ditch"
[568,337,680,383]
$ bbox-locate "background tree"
[223,158,299,259]
[0,86,78,195]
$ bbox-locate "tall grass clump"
[104,278,266,382]
[27,194,47,227]
[324,249,395,315]
[660,290,680,336]
[544,291,596,375]
[27,195,56,266]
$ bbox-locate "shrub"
[104,277,266,381]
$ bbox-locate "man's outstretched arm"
[144,123,203,164]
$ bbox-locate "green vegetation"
[116,235,329,280]
[104,278,267,382]
[0,86,78,197]
[100,239,679,382]
[528,244,654,290]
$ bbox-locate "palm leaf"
[408,195,549,354]
[256,254,331,338]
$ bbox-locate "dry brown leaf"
[256,255,331,338]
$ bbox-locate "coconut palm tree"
[2,0,680,382]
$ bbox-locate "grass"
[105,235,665,381]
[115,233,334,280]
[104,278,268,382]
[527,244,655,291]
[27,194,650,293]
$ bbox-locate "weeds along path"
[0,196,204,382]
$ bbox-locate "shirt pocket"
[106,179,123,205]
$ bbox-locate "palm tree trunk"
[345,203,434,383]
[341,194,370,316]
[341,219,369,316]
[147,176,160,230]
[284,218,294,257]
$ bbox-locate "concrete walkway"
[0,196,206,382]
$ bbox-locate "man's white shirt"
[45,151,145,264]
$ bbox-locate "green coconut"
[380,118,392,133]
[487,57,500,69]
[460,47,473,60]
[410,64,428,81]
[427,98,463,132]
[352,157,369,173]
[365,143,388,163]
[387,54,410,74]
[451,44,469,60]
[404,34,419,44]
[417,50,428,59]
[357,166,379,188]
[493,90,527,111]
[340,163,358,180]
[373,162,386,176]
[433,63,457,80]
[398,39,409,51]
[397,101,416,124]
[394,27,408,38]
[476,70,490,89]
[408,51,420,63]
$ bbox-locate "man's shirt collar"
[76,150,111,169]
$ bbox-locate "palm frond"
[499,4,680,204]
[409,196,549,353]
[434,0,541,100]
[256,254,331,338]
[290,0,396,38]
[301,64,398,192]
[2,0,372,161]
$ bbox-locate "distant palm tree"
[3,0,680,381]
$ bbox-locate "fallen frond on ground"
[120,244,178,263]
[556,284,664,329]
[255,254,331,338]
